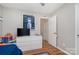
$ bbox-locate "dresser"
[16,36,42,51]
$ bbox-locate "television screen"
[17,28,30,36]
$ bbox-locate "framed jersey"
[23,15,35,29]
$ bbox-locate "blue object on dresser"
[0,44,22,55]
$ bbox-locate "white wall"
[2,7,43,36]
[52,4,75,54]
[0,6,1,15]
[0,5,3,17]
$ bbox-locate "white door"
[0,20,2,35]
[75,4,79,55]
[40,19,48,41]
[48,16,57,47]
[75,4,79,54]
[75,12,79,54]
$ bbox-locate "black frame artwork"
[23,15,35,29]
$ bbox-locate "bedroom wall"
[0,5,3,17]
[2,7,43,36]
[52,4,75,54]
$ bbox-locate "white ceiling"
[0,3,64,16]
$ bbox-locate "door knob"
[77,35,79,36]
[52,32,57,34]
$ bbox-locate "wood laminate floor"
[23,40,67,55]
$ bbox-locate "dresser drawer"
[17,40,42,45]
[17,42,42,51]
[16,36,42,43]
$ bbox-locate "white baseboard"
[57,47,72,55]
[47,41,72,55]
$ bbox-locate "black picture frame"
[23,15,35,29]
